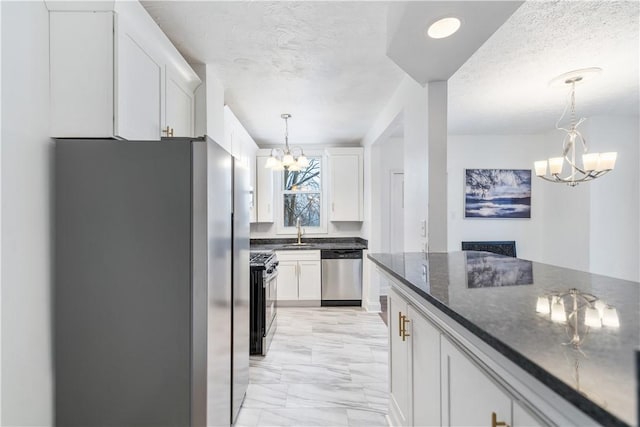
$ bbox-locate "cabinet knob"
[491,412,509,427]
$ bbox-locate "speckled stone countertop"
[368,251,639,427]
[250,237,367,251]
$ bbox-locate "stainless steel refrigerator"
[55,137,249,427]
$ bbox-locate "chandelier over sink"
[534,68,617,187]
[264,114,309,172]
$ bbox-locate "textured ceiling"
[142,1,639,142]
[448,0,640,134]
[387,1,523,84]
[141,1,405,146]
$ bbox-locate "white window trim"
[275,150,328,235]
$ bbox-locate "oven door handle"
[264,270,278,288]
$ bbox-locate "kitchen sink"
[282,243,313,247]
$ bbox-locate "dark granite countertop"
[368,251,639,427]
[250,237,367,251]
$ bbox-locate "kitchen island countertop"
[368,251,638,427]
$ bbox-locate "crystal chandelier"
[534,68,617,187]
[264,114,309,171]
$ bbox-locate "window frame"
[275,150,328,235]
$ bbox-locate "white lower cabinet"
[275,251,321,304]
[388,288,441,427]
[441,336,512,427]
[388,282,549,427]
[388,288,411,426]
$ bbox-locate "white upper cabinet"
[327,147,364,222]
[114,11,162,140]
[223,106,259,222]
[165,67,195,138]
[256,154,275,223]
[48,1,200,140]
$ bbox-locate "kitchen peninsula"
[369,251,638,427]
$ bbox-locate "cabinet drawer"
[275,250,320,261]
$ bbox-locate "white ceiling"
[141,1,405,146]
[448,0,640,134]
[142,1,639,143]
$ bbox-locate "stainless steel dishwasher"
[321,249,363,306]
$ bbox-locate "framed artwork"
[465,169,531,218]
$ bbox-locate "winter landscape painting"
[465,169,531,218]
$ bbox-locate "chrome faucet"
[296,217,304,244]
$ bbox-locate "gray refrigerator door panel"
[204,139,233,426]
[55,140,192,426]
[232,159,250,423]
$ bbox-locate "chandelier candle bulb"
[297,154,309,168]
[584,306,602,328]
[597,152,617,171]
[536,296,550,314]
[548,157,564,175]
[595,299,607,318]
[551,298,567,323]
[534,161,548,177]
[265,156,277,169]
[582,153,599,172]
[602,306,620,328]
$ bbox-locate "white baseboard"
[364,299,382,313]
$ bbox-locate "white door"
[389,171,404,253]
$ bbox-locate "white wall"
[192,63,225,146]
[586,116,639,281]
[1,1,54,425]
[249,144,364,239]
[0,1,3,420]
[448,134,548,262]
[362,75,430,253]
[447,117,639,282]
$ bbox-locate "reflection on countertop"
[250,237,367,251]
[368,251,639,427]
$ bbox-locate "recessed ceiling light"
[426,17,461,39]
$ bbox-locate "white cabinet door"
[249,143,258,223]
[328,148,363,221]
[256,156,275,223]
[165,68,194,137]
[513,401,543,427]
[441,336,512,427]
[298,261,321,300]
[408,305,441,427]
[388,288,411,426]
[276,261,298,301]
[114,14,162,140]
[50,11,115,138]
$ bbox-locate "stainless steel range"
[250,251,278,355]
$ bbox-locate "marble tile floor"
[235,306,389,427]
